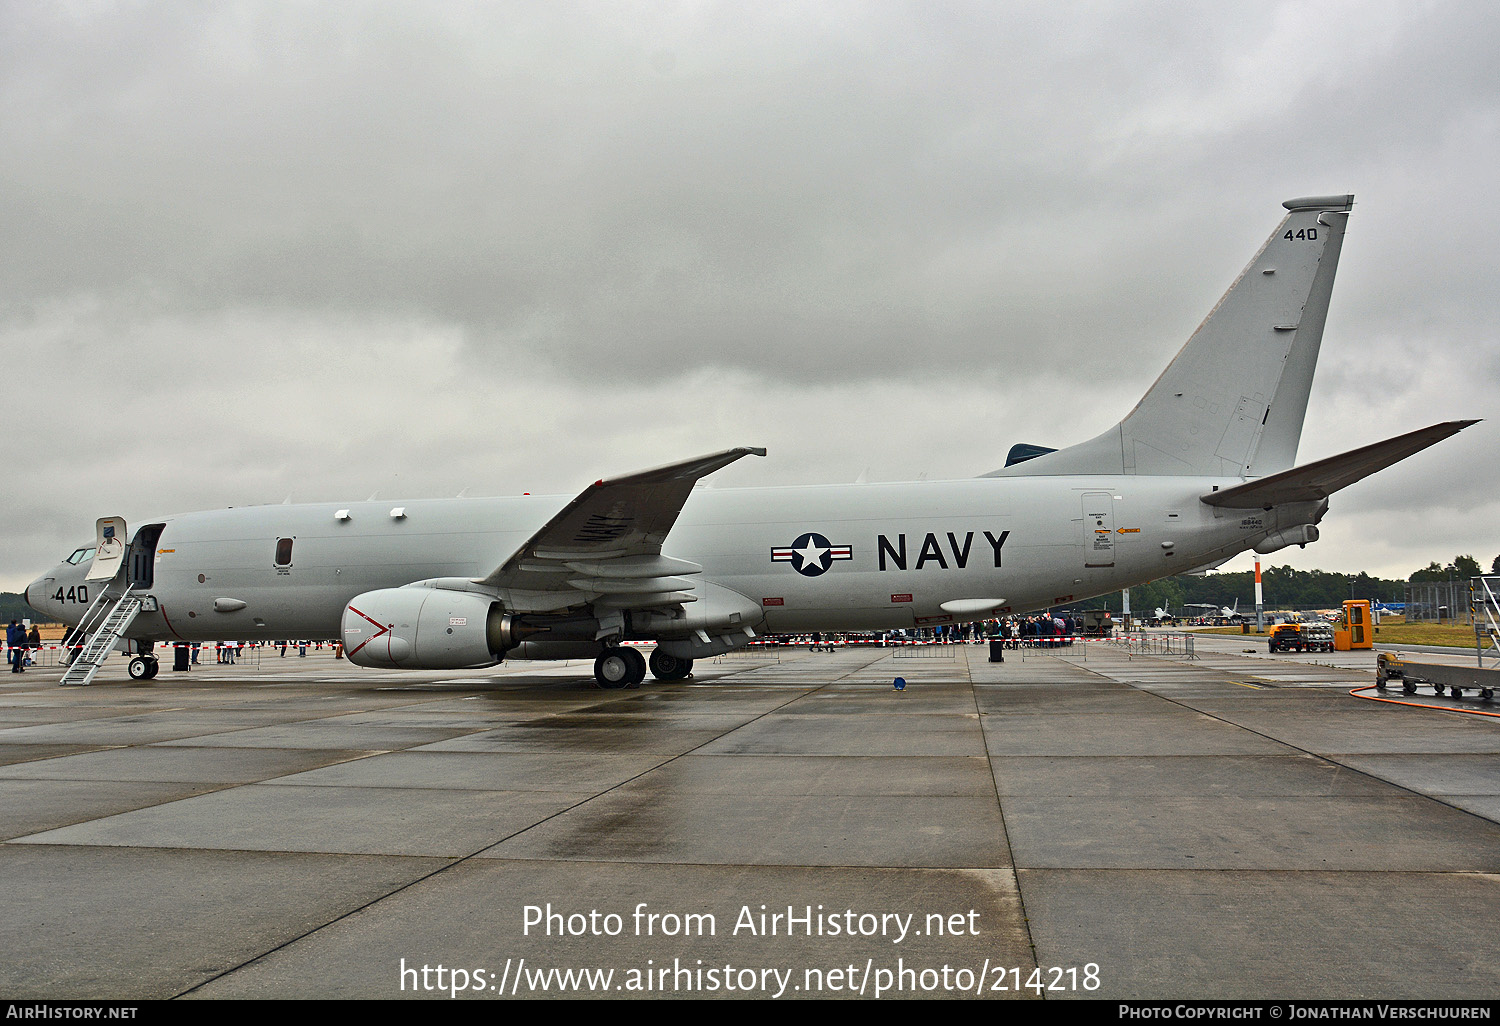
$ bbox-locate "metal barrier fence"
[1405,581,1474,624]
[892,643,960,659]
[1123,632,1197,659]
[718,645,779,663]
[1016,636,1087,661]
[3,641,285,671]
[5,645,62,668]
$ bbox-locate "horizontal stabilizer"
[1202,420,1477,509]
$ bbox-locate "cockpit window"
[65,547,96,565]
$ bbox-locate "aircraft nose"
[25,574,53,615]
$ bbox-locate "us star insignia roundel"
[771,532,853,577]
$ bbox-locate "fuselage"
[27,475,1317,645]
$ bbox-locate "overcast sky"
[3,0,1497,593]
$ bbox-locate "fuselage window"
[66,547,97,565]
[275,538,293,566]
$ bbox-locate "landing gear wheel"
[594,647,646,689]
[649,648,694,681]
[128,656,159,681]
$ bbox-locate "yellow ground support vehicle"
[1268,621,1334,653]
[1268,622,1308,653]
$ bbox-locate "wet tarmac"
[1,638,1497,1000]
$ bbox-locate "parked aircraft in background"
[27,195,1475,688]
[1184,599,1243,620]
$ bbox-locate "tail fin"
[988,195,1354,478]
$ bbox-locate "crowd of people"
[994,614,1084,649]
[789,612,1106,650]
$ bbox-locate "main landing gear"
[648,648,693,681]
[592,646,696,688]
[594,647,646,689]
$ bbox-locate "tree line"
[1081,553,1500,615]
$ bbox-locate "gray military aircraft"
[27,195,1475,688]
[1184,599,1242,620]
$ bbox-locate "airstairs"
[1473,576,1500,670]
[58,586,141,687]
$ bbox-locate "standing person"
[61,625,81,664]
[7,621,25,673]
[27,624,41,666]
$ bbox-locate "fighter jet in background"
[1184,599,1243,621]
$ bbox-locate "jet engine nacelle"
[342,587,519,669]
[1254,525,1319,554]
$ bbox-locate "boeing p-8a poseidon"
[28,195,1474,688]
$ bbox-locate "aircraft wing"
[1202,420,1477,509]
[477,446,765,610]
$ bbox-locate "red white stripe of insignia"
[344,605,390,659]
[772,547,852,560]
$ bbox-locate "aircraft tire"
[649,649,693,681]
[128,656,155,681]
[594,647,646,689]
